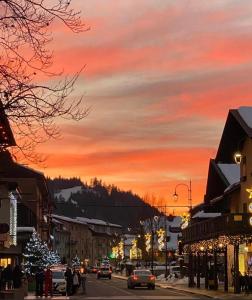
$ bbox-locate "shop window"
[0,258,11,268]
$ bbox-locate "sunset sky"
[37,0,252,212]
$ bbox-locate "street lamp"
[173,180,192,210]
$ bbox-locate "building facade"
[182,106,252,293]
[52,214,122,266]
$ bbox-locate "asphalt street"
[70,274,210,300]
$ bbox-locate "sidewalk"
[113,274,252,299]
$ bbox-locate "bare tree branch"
[0,0,90,162]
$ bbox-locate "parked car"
[52,269,66,296]
[127,269,155,289]
[90,266,99,273]
[169,266,188,277]
[97,267,112,279]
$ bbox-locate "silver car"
[127,269,155,289]
[52,270,67,296]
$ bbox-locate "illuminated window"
[0,258,11,268]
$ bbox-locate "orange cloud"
[28,0,252,210]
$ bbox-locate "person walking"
[35,268,44,297]
[72,269,79,295]
[79,267,87,294]
[44,267,53,297]
[64,267,73,296]
[2,264,13,290]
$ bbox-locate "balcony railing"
[182,213,252,244]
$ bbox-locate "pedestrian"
[2,264,13,290]
[13,265,22,289]
[72,269,79,294]
[64,267,73,296]
[44,267,53,297]
[79,267,87,294]
[239,272,245,292]
[35,268,44,297]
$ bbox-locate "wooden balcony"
[182,213,252,244]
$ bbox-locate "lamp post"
[151,216,159,274]
[164,211,168,279]
[173,180,192,210]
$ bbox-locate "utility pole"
[165,206,168,279]
[151,217,154,274]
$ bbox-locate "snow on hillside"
[54,186,83,202]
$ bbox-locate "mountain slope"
[48,177,162,229]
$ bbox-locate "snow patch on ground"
[54,186,83,202]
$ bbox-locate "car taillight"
[98,271,100,273]
[149,275,155,280]
[133,275,138,280]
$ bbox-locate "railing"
[182,213,252,244]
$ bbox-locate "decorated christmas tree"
[48,250,61,266]
[23,231,49,274]
[23,230,62,274]
[71,254,81,267]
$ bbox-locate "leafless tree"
[0,0,89,162]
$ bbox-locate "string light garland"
[118,241,124,260]
[9,192,17,246]
[181,213,190,230]
[112,246,119,259]
[156,228,165,251]
[183,234,252,253]
[130,238,142,260]
[145,233,151,252]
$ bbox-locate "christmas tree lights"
[23,230,61,274]
[72,254,81,267]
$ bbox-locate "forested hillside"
[47,177,162,230]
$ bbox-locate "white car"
[52,270,67,296]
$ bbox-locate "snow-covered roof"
[192,211,221,218]
[217,163,240,185]
[52,218,63,225]
[238,107,252,128]
[52,214,87,225]
[76,217,122,228]
[18,164,44,176]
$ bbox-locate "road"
[70,274,210,300]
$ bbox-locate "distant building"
[52,214,122,265]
